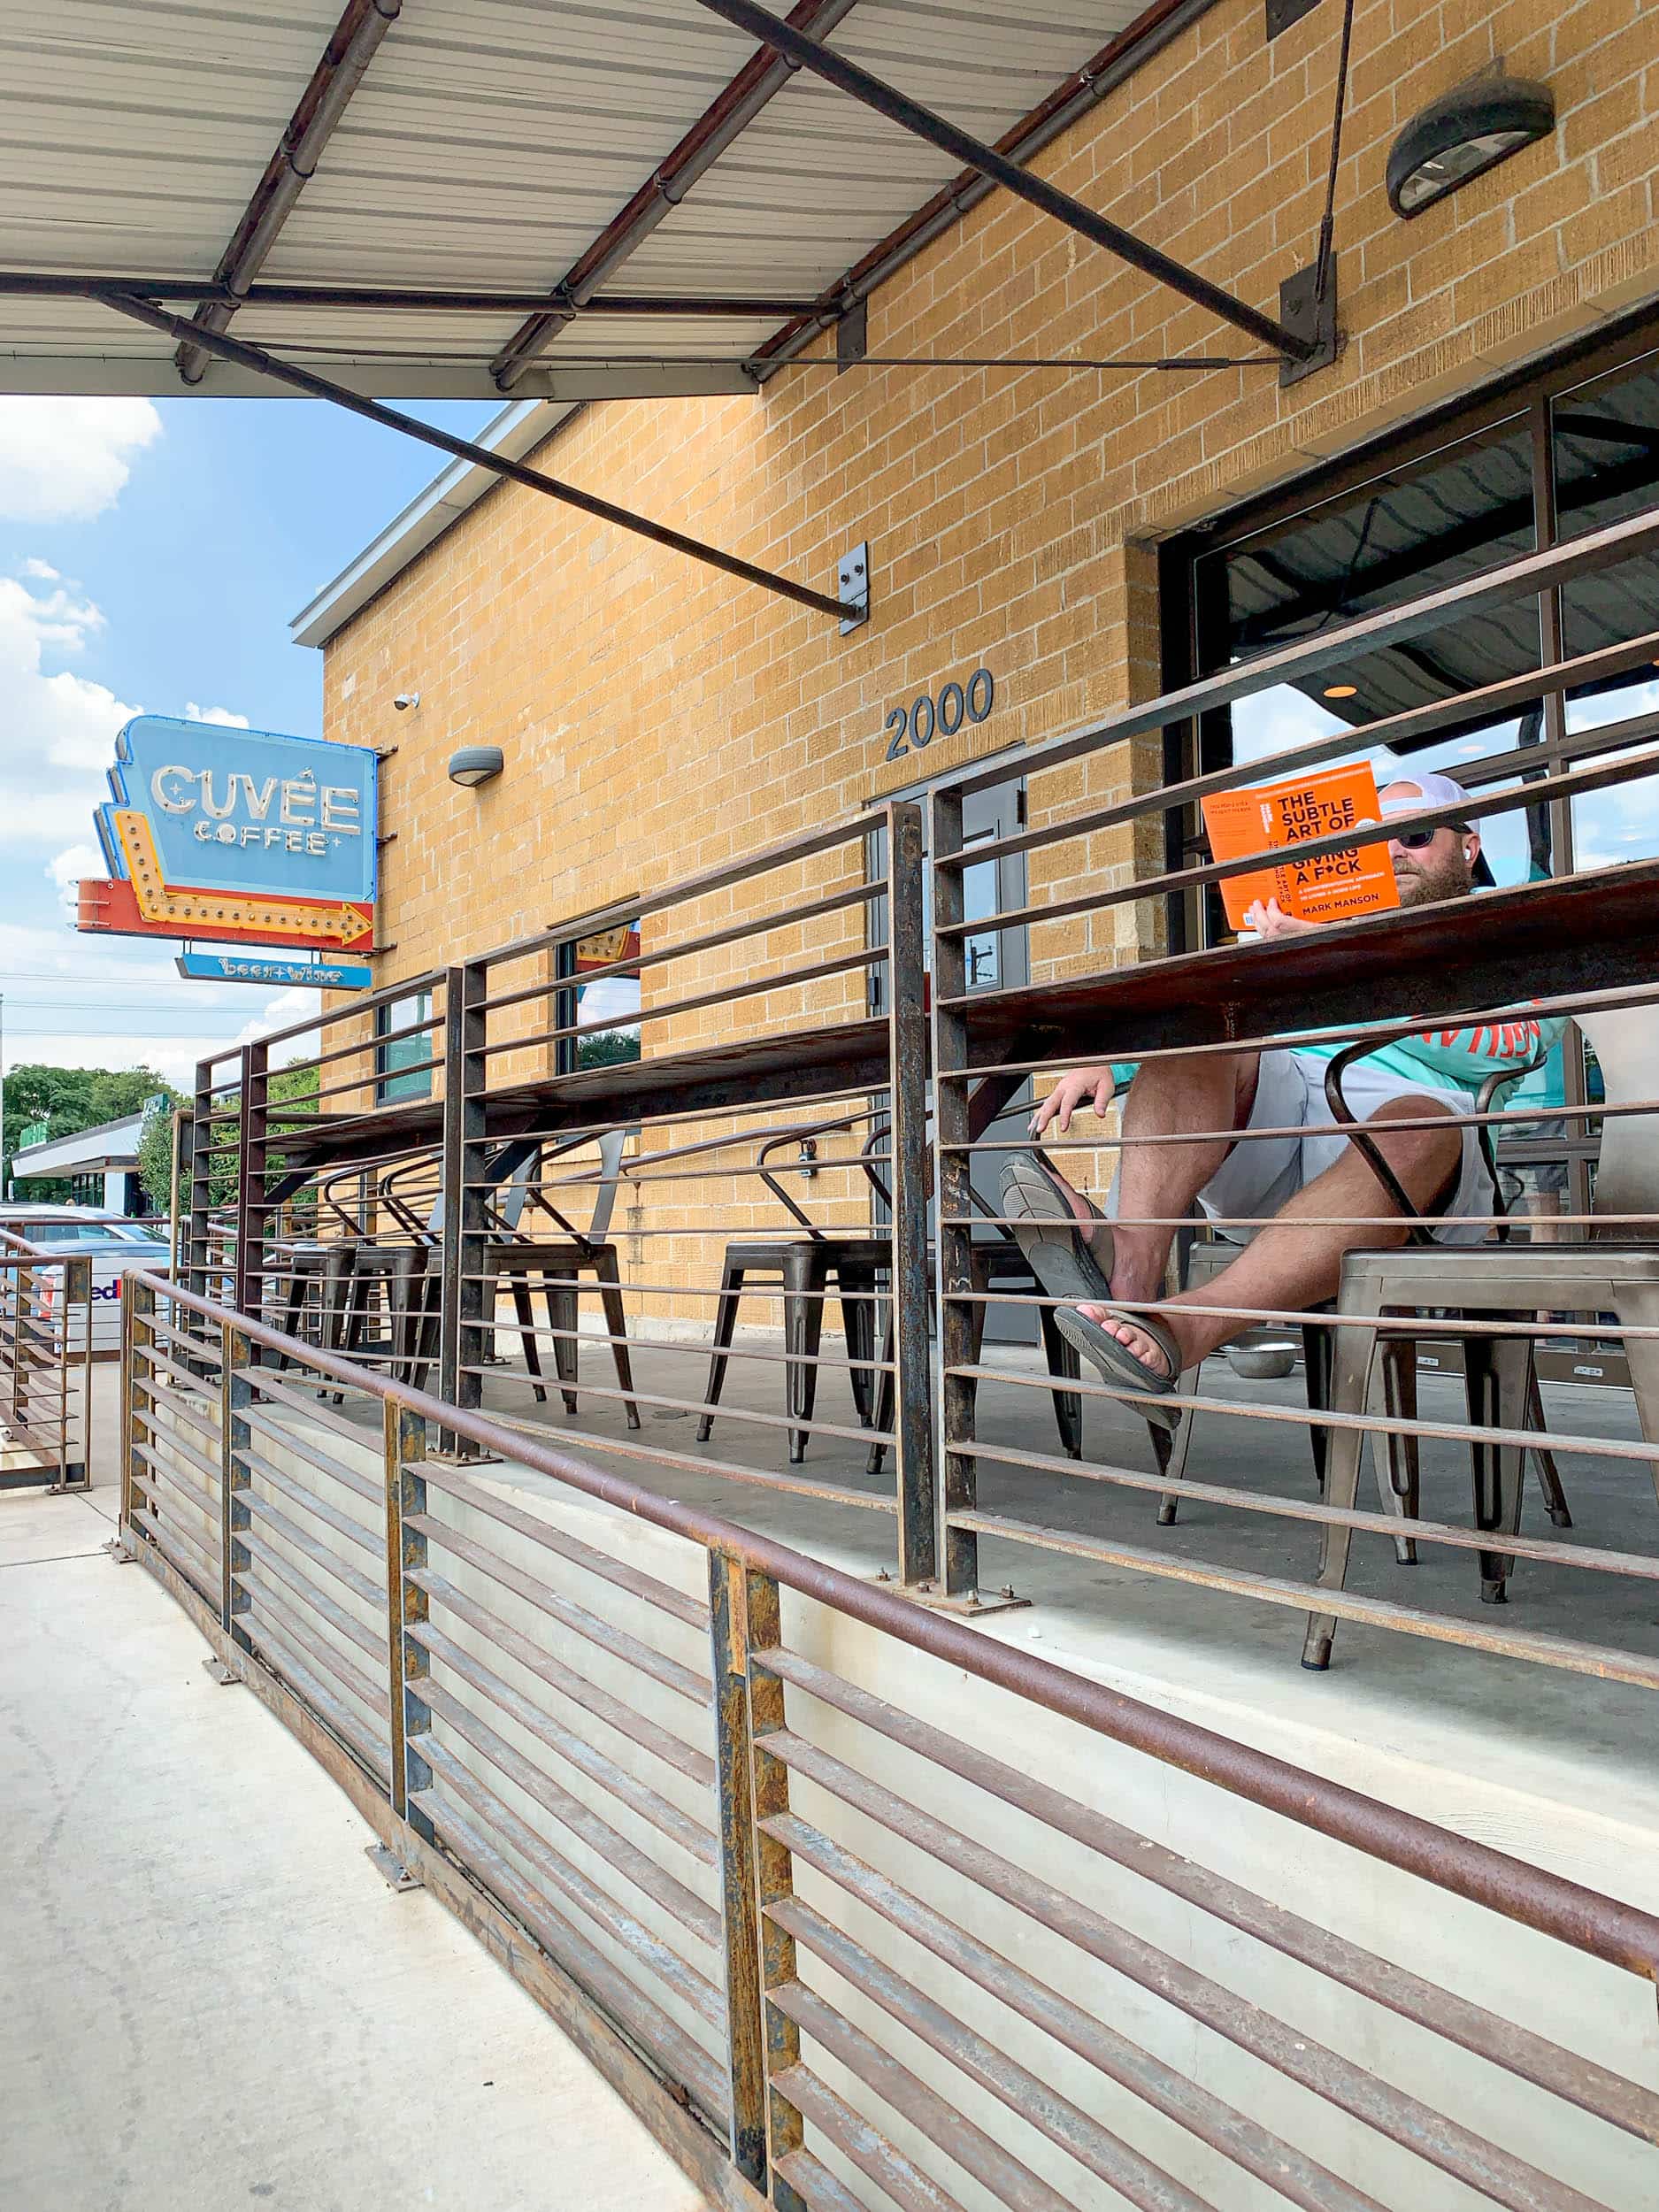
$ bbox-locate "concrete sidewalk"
[0,1479,707,2212]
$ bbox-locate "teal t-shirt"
[1503,1039,1567,1113]
[1110,1015,1565,1105]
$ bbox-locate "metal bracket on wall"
[1265,0,1324,35]
[836,296,868,372]
[200,1655,240,1686]
[1278,260,1341,387]
[838,540,872,634]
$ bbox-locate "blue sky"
[0,395,490,1089]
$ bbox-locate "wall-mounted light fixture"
[448,744,504,789]
[1386,73,1555,219]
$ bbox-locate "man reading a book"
[998,773,1561,1425]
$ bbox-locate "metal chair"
[271,1168,380,1371]
[696,1114,886,1464]
[336,1155,443,1384]
[1157,1053,1569,1538]
[859,1118,1082,1479]
[1303,1007,1659,1668]
[695,1113,1082,1470]
[1156,1234,1425,1526]
[469,1130,641,1428]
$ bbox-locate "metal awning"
[1214,349,1659,731]
[4,0,1336,622]
[0,0,1228,402]
[10,1114,144,1180]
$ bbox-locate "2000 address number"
[884,667,995,760]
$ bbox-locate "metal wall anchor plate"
[1279,260,1341,387]
[365,1843,422,1893]
[876,1575,1031,1617]
[838,540,871,633]
[201,1655,239,1686]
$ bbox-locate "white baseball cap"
[1379,771,1495,884]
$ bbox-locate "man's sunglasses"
[1389,822,1468,850]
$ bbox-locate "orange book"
[1202,763,1400,930]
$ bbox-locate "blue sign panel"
[175,952,373,990]
[102,716,378,904]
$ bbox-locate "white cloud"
[1229,683,1349,764]
[186,701,250,728]
[579,975,641,1030]
[232,985,325,1069]
[46,842,104,918]
[21,557,58,581]
[0,397,161,522]
[0,572,137,845]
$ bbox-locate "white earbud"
[1463,846,1475,864]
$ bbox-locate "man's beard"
[1394,848,1474,907]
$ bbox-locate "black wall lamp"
[1386,73,1555,219]
[448,744,504,789]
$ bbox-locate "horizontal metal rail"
[119,1269,1659,2212]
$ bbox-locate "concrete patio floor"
[0,1449,708,2212]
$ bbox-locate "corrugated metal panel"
[0,0,1164,396]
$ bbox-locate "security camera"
[393,691,420,711]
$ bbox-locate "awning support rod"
[175,0,402,385]
[102,296,855,626]
[0,272,819,318]
[689,0,1316,364]
[490,0,864,391]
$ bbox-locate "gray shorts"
[1107,1048,1494,1246]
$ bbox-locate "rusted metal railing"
[119,1270,1659,2211]
[0,1235,94,1491]
[181,489,1659,1694]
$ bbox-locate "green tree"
[3,1062,180,1200]
[199,1063,322,1210]
[577,1028,641,1068]
[136,1102,177,1216]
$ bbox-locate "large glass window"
[1187,414,1543,942]
[1555,351,1659,875]
[375,989,434,1103]
[1177,326,1659,933]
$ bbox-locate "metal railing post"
[386,1402,432,1835]
[63,1256,92,1488]
[884,799,938,1586]
[9,1257,30,1438]
[219,1324,252,1644]
[744,1566,807,2212]
[172,1105,192,1284]
[122,1273,154,1532]
[438,962,490,1453]
[708,1548,768,2190]
[927,788,979,1601]
[233,1042,270,1333]
[188,1064,214,1305]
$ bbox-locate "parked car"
[0,1205,171,1354]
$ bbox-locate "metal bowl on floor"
[1225,1338,1299,1381]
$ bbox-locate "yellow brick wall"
[313,0,1659,1319]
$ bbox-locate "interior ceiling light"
[1386,74,1555,219]
[448,744,504,789]
[1323,684,1359,699]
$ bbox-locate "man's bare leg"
[1074,1095,1463,1377]
[1036,1050,1261,1288]
[1110,1051,1261,1302]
